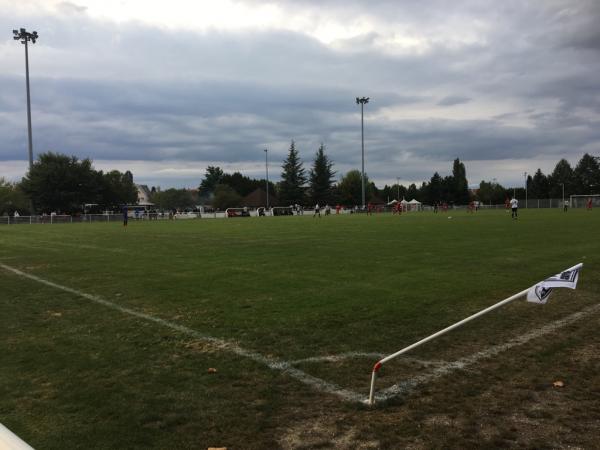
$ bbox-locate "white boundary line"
[3,262,599,405]
[375,302,600,402]
[0,263,364,404]
[289,352,447,368]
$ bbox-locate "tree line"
[1,148,598,215]
[200,141,473,208]
[198,146,600,208]
[1,152,137,215]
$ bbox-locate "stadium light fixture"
[264,148,269,210]
[356,97,369,208]
[13,27,38,173]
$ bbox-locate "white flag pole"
[368,262,583,405]
[368,288,528,404]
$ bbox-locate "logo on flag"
[527,263,583,304]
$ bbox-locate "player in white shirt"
[510,197,518,219]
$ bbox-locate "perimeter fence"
[0,198,585,226]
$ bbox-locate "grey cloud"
[437,95,471,106]
[2,1,600,189]
[56,2,88,14]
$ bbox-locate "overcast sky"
[2,0,599,189]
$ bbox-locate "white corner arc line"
[0,263,364,404]
[375,302,600,402]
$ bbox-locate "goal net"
[569,194,600,208]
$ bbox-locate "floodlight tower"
[264,148,269,210]
[356,96,369,208]
[13,28,38,172]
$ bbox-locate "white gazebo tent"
[408,199,422,211]
[400,198,409,212]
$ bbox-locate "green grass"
[1,209,599,448]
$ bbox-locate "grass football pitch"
[1,209,599,449]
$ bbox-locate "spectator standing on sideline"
[510,197,518,219]
[587,197,593,211]
[563,200,569,212]
[123,206,128,227]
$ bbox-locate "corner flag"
[526,263,583,304]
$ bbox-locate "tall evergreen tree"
[452,158,470,204]
[308,144,336,204]
[529,168,550,199]
[406,183,419,200]
[278,140,307,205]
[427,172,443,204]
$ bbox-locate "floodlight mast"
[13,28,38,173]
[356,96,369,209]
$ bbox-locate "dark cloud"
[2,1,600,188]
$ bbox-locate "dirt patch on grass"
[277,415,380,449]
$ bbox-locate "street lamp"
[264,148,269,210]
[356,96,369,208]
[13,28,38,173]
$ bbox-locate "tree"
[406,183,419,200]
[477,180,508,205]
[548,159,575,198]
[220,172,276,198]
[212,184,242,209]
[101,170,138,208]
[529,169,550,199]
[151,188,195,211]
[20,152,103,213]
[426,172,443,204]
[337,170,372,206]
[0,178,30,215]
[308,144,336,204]
[199,166,224,194]
[387,182,407,202]
[278,140,307,205]
[573,153,600,194]
[452,158,470,204]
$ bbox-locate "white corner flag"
[527,263,583,304]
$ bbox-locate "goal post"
[569,194,600,208]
